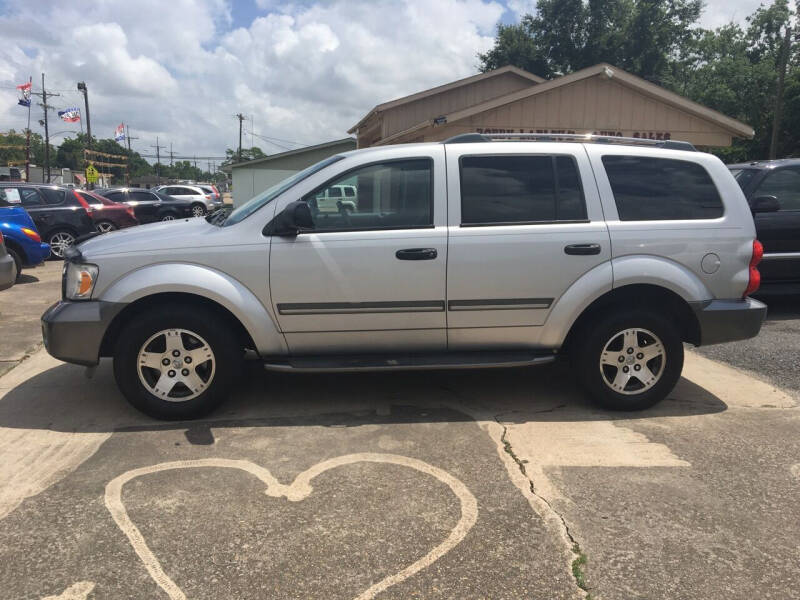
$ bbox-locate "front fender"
[100,263,286,356]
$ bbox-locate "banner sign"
[16,82,31,107]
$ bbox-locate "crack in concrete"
[496,416,592,599]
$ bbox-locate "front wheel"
[574,310,683,411]
[113,306,242,419]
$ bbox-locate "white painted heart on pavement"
[105,453,478,600]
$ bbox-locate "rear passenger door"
[445,144,611,350]
[127,190,162,223]
[748,167,800,283]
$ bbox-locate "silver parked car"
[42,133,766,419]
[154,184,222,217]
[0,232,16,291]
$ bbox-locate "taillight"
[0,231,3,245]
[743,240,763,297]
[73,190,93,213]
[21,227,41,242]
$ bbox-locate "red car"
[73,189,139,232]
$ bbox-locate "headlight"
[64,262,99,300]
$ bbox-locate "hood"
[78,217,215,258]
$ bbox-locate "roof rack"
[443,132,696,152]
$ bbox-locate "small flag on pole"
[16,82,31,107]
[114,123,125,142]
[58,107,81,122]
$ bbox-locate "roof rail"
[443,132,696,151]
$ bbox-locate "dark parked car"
[73,189,139,232]
[97,188,194,223]
[0,183,95,258]
[728,159,800,293]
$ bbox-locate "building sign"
[475,127,672,140]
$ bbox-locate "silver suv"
[42,133,766,419]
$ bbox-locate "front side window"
[603,156,723,221]
[459,155,587,225]
[301,159,432,232]
[752,168,800,211]
[19,188,43,207]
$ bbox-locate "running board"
[263,351,556,373]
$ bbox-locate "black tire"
[190,203,206,217]
[7,247,22,282]
[573,309,683,411]
[113,305,242,420]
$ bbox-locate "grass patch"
[571,543,591,597]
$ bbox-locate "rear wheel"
[160,212,177,222]
[97,220,117,233]
[113,306,241,420]
[191,203,206,218]
[574,309,683,411]
[47,229,76,259]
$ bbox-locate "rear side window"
[602,156,723,221]
[460,155,587,225]
[39,188,67,205]
[106,191,126,202]
[131,191,155,202]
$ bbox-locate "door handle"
[564,243,601,255]
[396,248,438,260]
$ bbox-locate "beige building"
[349,63,753,148]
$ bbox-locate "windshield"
[222,155,345,226]
[729,168,758,190]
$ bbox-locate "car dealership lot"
[1,274,800,599]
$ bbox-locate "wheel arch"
[2,236,27,264]
[561,284,701,355]
[100,292,257,357]
[98,263,287,357]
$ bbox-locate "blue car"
[0,189,50,280]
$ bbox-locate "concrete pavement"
[0,348,798,599]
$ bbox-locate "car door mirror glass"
[271,200,313,236]
[751,195,780,213]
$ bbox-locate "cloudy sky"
[0,0,766,165]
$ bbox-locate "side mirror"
[270,200,313,236]
[751,195,780,213]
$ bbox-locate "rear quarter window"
[602,156,724,221]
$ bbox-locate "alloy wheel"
[49,231,76,258]
[97,221,117,233]
[161,214,176,221]
[137,329,215,402]
[191,205,206,218]
[599,328,666,395]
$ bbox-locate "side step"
[263,351,556,373]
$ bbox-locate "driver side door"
[269,149,448,355]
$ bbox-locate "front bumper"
[41,300,126,366]
[691,298,767,346]
[0,252,15,291]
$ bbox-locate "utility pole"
[151,136,165,185]
[77,81,92,187]
[24,76,31,182]
[169,142,174,167]
[31,74,60,183]
[236,113,245,162]
[769,26,793,160]
[125,125,139,186]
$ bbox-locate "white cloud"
[0,0,504,161]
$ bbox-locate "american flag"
[16,82,31,107]
[58,107,81,122]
